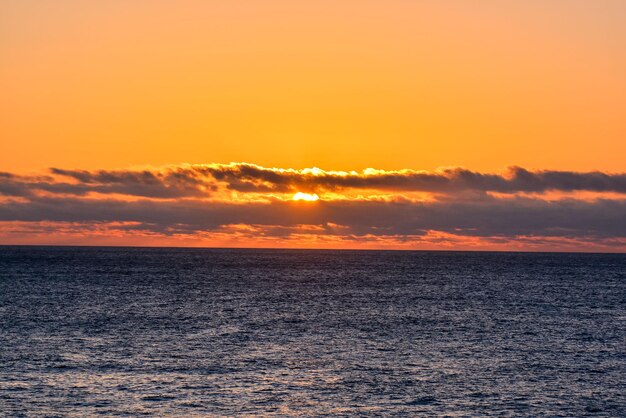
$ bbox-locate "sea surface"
[0,247,624,417]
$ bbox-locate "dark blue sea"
[0,247,624,417]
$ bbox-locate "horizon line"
[1,244,624,255]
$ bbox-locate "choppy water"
[0,247,625,417]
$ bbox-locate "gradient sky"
[1,1,625,251]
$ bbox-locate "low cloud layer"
[204,164,626,194]
[2,163,626,199]
[1,195,624,238]
[1,163,625,251]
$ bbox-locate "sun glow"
[292,192,319,202]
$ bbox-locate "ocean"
[0,247,624,416]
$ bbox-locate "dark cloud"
[1,164,625,199]
[204,163,626,194]
[0,195,623,241]
[1,163,625,249]
[1,168,217,198]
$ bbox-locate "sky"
[1,1,625,251]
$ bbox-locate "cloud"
[1,163,625,251]
[25,163,626,196]
[0,195,623,239]
[1,164,625,200]
[1,168,217,198]
[203,163,626,194]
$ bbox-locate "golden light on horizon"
[292,192,319,202]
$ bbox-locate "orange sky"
[1,1,625,251]
[2,0,625,173]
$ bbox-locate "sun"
[292,192,319,202]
